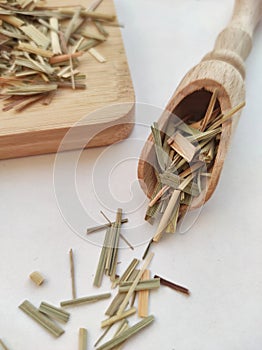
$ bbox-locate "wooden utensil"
[0,0,135,160]
[138,0,262,210]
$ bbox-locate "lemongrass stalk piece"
[119,278,160,293]
[117,252,154,316]
[88,48,106,62]
[101,307,136,328]
[69,248,77,299]
[29,271,45,286]
[60,292,111,307]
[39,302,70,323]
[96,315,154,350]
[19,300,64,337]
[79,328,88,350]
[138,270,150,318]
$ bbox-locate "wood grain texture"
[138,0,262,208]
[0,0,135,160]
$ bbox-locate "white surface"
[1,1,262,349]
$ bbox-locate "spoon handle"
[203,0,262,78]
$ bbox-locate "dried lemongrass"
[86,218,128,234]
[169,132,199,163]
[0,14,24,28]
[105,293,126,317]
[118,258,139,286]
[79,328,88,350]
[154,274,190,295]
[60,292,111,307]
[29,271,45,286]
[96,315,155,350]
[93,227,112,288]
[19,300,64,337]
[39,302,70,323]
[0,2,114,112]
[94,209,123,287]
[17,42,53,58]
[116,252,154,316]
[119,277,160,293]
[69,248,77,299]
[138,270,150,318]
[101,307,136,328]
[94,325,113,347]
[146,88,245,241]
[88,47,106,63]
[20,25,50,48]
[200,88,218,131]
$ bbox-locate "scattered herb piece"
[138,270,150,318]
[101,307,136,328]
[19,300,64,337]
[39,302,70,323]
[154,275,190,295]
[29,271,45,286]
[79,328,88,350]
[96,315,155,350]
[60,292,111,307]
[69,248,77,299]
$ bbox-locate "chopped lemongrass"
[79,328,88,350]
[96,315,155,350]
[0,2,115,112]
[49,51,84,64]
[69,248,77,299]
[200,88,218,131]
[118,258,140,286]
[19,300,64,337]
[94,325,113,347]
[110,321,130,350]
[60,292,111,307]
[117,252,154,316]
[86,218,128,234]
[154,274,190,295]
[20,24,50,48]
[58,9,116,22]
[105,292,126,317]
[93,227,111,287]
[0,14,24,28]
[153,174,196,242]
[169,132,199,162]
[17,42,53,58]
[151,122,169,171]
[101,307,136,328]
[3,84,57,95]
[29,271,45,286]
[88,47,106,62]
[64,7,82,44]
[119,278,160,293]
[142,239,153,260]
[138,270,150,318]
[113,319,129,337]
[49,17,62,54]
[39,302,70,323]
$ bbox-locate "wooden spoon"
[138,0,262,210]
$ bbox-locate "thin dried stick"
[69,248,77,299]
[138,270,150,317]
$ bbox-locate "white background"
[1,1,262,349]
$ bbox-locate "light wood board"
[0,0,135,160]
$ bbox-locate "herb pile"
[0,0,116,111]
[145,90,245,242]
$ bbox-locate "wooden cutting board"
[0,0,135,160]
